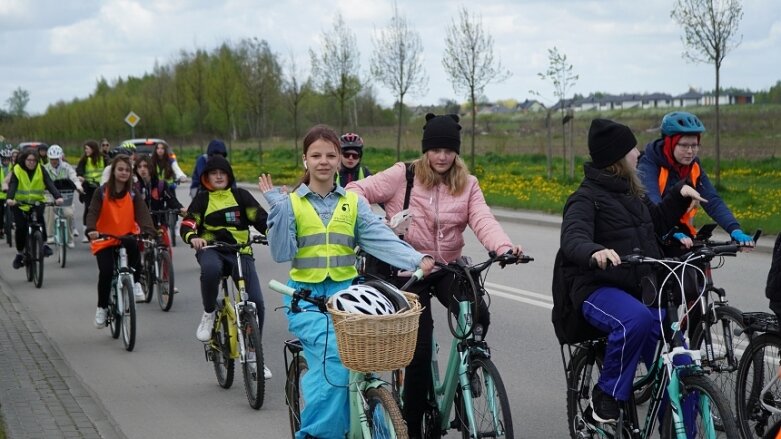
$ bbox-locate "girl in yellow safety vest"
[5,149,63,269]
[260,124,434,439]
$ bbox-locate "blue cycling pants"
[582,287,662,401]
[286,278,352,439]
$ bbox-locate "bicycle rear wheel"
[32,230,44,288]
[567,345,620,439]
[286,354,308,437]
[120,277,136,351]
[365,386,408,438]
[241,309,265,409]
[156,250,174,312]
[735,332,781,439]
[660,374,740,438]
[690,304,747,417]
[212,312,235,389]
[142,250,154,303]
[454,356,513,439]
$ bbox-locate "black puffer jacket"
[551,163,690,343]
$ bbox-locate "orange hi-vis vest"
[90,187,137,255]
[658,162,701,236]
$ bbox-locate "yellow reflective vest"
[84,158,104,185]
[13,164,45,211]
[289,191,359,283]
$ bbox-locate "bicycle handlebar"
[198,234,268,251]
[436,251,534,274]
[268,280,327,313]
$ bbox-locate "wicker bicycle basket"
[327,291,422,372]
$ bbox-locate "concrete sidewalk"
[0,275,123,439]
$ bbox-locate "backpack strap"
[403,163,414,210]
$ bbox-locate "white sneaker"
[94,307,107,328]
[67,241,75,248]
[196,311,216,342]
[46,237,55,244]
[72,229,79,237]
[81,235,89,243]
[133,282,145,302]
[264,365,272,380]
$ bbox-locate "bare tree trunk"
[396,96,404,162]
[546,110,552,179]
[569,115,575,179]
[561,111,566,179]
[470,87,477,170]
[714,64,721,188]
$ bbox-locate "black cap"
[588,119,637,168]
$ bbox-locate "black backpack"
[766,233,781,302]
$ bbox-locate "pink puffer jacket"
[346,162,514,264]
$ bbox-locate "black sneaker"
[43,244,53,257]
[12,254,24,269]
[590,385,619,424]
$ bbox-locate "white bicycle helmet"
[47,144,64,159]
[331,285,396,315]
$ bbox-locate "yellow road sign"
[124,111,140,127]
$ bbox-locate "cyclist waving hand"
[260,124,433,439]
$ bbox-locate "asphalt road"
[0,185,773,438]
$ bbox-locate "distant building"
[515,99,545,113]
[547,89,752,112]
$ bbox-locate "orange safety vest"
[658,162,701,236]
[90,187,138,255]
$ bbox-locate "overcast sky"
[2,0,779,116]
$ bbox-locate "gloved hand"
[730,229,754,246]
[673,232,693,249]
[388,209,412,236]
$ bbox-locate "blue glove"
[730,229,753,245]
[673,232,689,243]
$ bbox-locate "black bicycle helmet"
[363,280,411,313]
[660,111,706,136]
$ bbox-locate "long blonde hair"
[412,153,470,195]
[605,157,645,197]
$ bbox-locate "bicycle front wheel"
[454,356,513,439]
[660,374,740,438]
[286,355,308,438]
[120,277,136,351]
[365,386,408,439]
[57,222,67,268]
[32,230,44,288]
[109,283,121,339]
[690,305,747,417]
[142,251,154,303]
[212,312,234,389]
[157,250,174,312]
[241,310,265,409]
[736,332,781,439]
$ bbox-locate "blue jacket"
[638,138,740,234]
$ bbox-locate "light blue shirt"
[263,184,424,271]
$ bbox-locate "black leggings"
[82,184,97,227]
[94,239,141,308]
[390,269,490,436]
[12,206,47,253]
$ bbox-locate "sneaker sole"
[589,396,618,424]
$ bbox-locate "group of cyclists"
[0,108,768,438]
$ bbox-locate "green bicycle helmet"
[660,111,705,136]
[120,141,137,151]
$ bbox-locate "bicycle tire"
[365,386,408,439]
[57,222,67,268]
[567,345,612,439]
[659,374,740,438]
[454,356,513,439]
[241,310,265,409]
[690,304,747,418]
[120,277,136,351]
[736,332,781,439]
[633,362,653,405]
[109,282,121,339]
[167,213,177,247]
[32,230,44,288]
[212,312,235,389]
[286,355,308,438]
[157,249,174,312]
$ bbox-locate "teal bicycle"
[391,251,533,439]
[564,247,741,438]
[270,278,418,439]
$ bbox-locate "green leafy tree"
[538,46,579,179]
[239,38,282,165]
[7,86,30,118]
